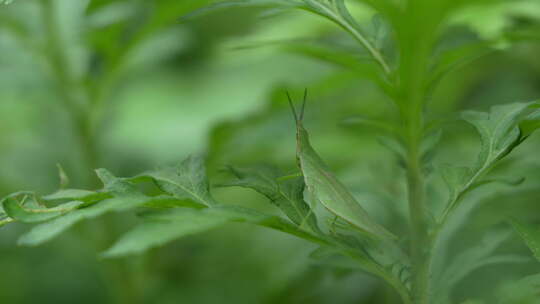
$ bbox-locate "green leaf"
[340,115,397,135]
[17,194,155,246]
[440,102,539,219]
[434,230,527,300]
[43,189,109,202]
[462,102,539,169]
[284,43,392,93]
[221,164,321,233]
[96,168,139,195]
[141,196,207,210]
[498,273,540,304]
[291,98,396,241]
[428,41,494,92]
[441,165,473,204]
[519,108,540,140]
[510,219,540,262]
[131,155,217,206]
[104,205,327,258]
[152,205,326,245]
[0,192,36,227]
[2,197,82,223]
[302,0,392,74]
[182,0,303,20]
[102,209,229,258]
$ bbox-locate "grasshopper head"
[287,89,311,152]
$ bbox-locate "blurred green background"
[1,0,540,303]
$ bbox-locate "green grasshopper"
[288,90,396,241]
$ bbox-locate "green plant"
[2,1,540,304]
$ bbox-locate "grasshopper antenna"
[286,91,298,123]
[299,88,308,121]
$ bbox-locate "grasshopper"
[288,90,396,241]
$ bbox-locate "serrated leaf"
[221,164,320,233]
[96,168,139,195]
[132,155,217,206]
[510,219,540,262]
[462,102,538,169]
[440,102,539,218]
[2,197,82,223]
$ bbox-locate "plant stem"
[404,125,431,304]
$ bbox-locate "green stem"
[405,131,431,304]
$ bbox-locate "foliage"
[2,0,540,304]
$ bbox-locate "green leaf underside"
[103,205,326,258]
[221,165,320,233]
[510,219,540,262]
[106,202,405,296]
[102,210,229,258]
